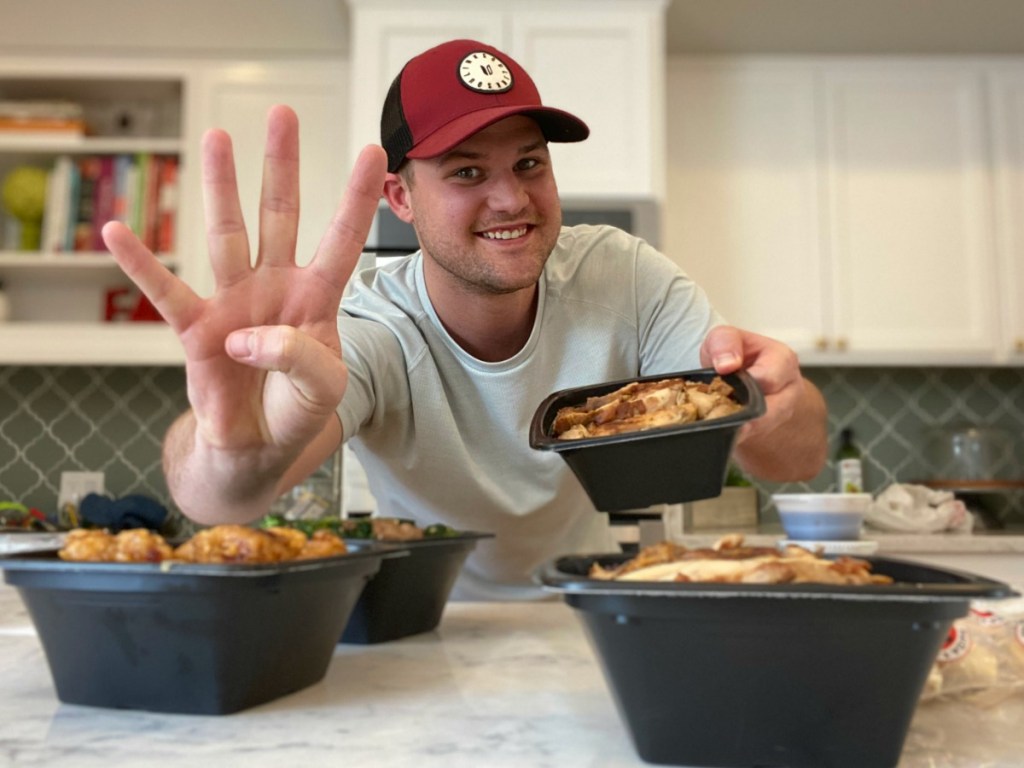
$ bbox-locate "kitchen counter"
[2,582,1024,768]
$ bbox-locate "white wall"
[0,0,349,57]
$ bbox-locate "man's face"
[390,116,562,295]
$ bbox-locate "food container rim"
[340,530,495,547]
[0,542,403,579]
[529,368,766,452]
[539,553,1019,602]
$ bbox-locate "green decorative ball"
[2,165,48,220]
[2,165,49,250]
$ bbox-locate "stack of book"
[0,100,85,137]
[40,153,178,254]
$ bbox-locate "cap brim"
[404,105,589,162]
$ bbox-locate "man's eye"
[452,167,480,180]
[517,158,540,171]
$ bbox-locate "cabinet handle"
[815,337,829,351]
[836,337,849,352]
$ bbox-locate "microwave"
[365,196,662,256]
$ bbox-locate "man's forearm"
[162,410,285,526]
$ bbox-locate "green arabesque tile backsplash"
[1,366,1022,525]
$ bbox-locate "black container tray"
[529,368,765,511]
[341,532,493,644]
[542,553,1017,768]
[1,547,389,714]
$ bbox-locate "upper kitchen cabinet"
[346,0,669,200]
[989,68,1024,363]
[670,62,825,355]
[670,59,1005,365]
[189,61,349,300]
[0,57,194,365]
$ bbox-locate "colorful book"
[156,156,178,254]
[91,155,116,251]
[73,156,101,252]
[40,155,73,253]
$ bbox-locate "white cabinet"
[669,62,826,355]
[989,68,1024,363]
[669,59,1005,365]
[346,0,668,200]
[0,57,194,364]
[190,61,349,300]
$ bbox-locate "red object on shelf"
[104,287,164,323]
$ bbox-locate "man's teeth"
[481,227,528,240]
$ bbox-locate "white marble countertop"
[1,582,1023,768]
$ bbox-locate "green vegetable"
[339,519,374,539]
[423,523,459,538]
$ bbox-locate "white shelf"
[0,322,184,365]
[0,251,177,272]
[0,135,182,154]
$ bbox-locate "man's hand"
[101,105,387,521]
[700,326,827,482]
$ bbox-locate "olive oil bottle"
[835,428,863,493]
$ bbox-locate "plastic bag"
[921,598,1024,706]
[864,483,973,534]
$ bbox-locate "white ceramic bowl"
[772,493,872,541]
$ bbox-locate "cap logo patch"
[458,51,513,93]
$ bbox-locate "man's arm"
[701,326,828,482]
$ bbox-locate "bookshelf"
[0,60,190,364]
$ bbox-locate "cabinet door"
[192,62,348,298]
[347,5,504,167]
[510,4,666,199]
[822,65,1000,363]
[667,62,828,354]
[989,69,1024,364]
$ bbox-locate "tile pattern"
[0,366,187,523]
[764,367,1024,527]
[0,365,1022,528]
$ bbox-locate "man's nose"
[486,172,529,213]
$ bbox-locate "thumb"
[700,325,744,373]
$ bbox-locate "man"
[102,39,827,599]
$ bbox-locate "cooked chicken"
[590,534,893,586]
[58,528,174,563]
[553,376,742,440]
[58,523,349,564]
[369,518,425,541]
[296,529,349,559]
[172,525,297,563]
[58,529,116,561]
[111,528,176,563]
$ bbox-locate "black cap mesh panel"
[380,69,414,173]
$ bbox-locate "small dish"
[772,493,872,541]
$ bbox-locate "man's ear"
[382,172,414,224]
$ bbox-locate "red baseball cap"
[381,39,590,172]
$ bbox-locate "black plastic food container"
[0,548,387,714]
[529,368,765,511]
[542,553,1017,768]
[341,533,493,644]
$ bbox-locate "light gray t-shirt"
[337,224,723,600]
